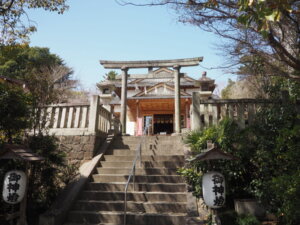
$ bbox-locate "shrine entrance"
[100,57,203,135]
[153,114,173,134]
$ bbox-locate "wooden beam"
[100,57,203,69]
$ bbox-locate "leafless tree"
[116,0,300,80]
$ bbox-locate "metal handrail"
[123,126,149,225]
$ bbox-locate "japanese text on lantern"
[2,170,26,204]
[212,174,225,207]
[202,171,225,208]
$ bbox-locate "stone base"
[171,133,182,136]
[234,199,266,219]
[57,134,106,166]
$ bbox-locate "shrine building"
[97,58,216,136]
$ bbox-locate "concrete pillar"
[174,65,181,133]
[185,99,189,128]
[120,67,128,135]
[88,95,100,133]
[110,104,114,130]
[135,100,139,136]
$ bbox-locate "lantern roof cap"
[187,141,237,162]
[0,144,44,161]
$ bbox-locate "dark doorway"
[153,114,173,134]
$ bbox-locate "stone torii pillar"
[120,67,128,134]
[174,65,181,134]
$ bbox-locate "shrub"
[236,214,260,225]
[182,95,300,225]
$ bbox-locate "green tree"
[0,82,77,225]
[0,0,69,44]
[0,82,31,143]
[104,70,118,80]
[0,45,75,132]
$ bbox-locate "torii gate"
[100,57,203,135]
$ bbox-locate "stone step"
[79,191,187,202]
[107,148,185,155]
[99,161,184,168]
[92,174,185,183]
[106,149,184,156]
[86,182,187,192]
[96,168,178,175]
[67,211,187,225]
[73,200,187,213]
[64,224,123,225]
[102,155,184,162]
[111,141,184,147]
[117,136,183,141]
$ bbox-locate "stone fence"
[191,92,272,130]
[40,95,120,136]
[35,95,121,165]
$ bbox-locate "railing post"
[88,95,100,134]
[133,165,135,191]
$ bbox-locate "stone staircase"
[63,135,199,225]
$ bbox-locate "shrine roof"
[0,144,44,161]
[187,143,237,162]
[132,83,191,98]
[97,74,198,88]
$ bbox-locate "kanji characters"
[7,192,19,203]
[214,196,225,206]
[212,174,224,185]
[7,182,20,192]
[8,173,21,182]
[211,173,225,207]
[213,185,224,195]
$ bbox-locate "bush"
[27,134,78,219]
[182,118,257,199]
[0,134,78,225]
[177,168,202,197]
[236,214,260,225]
[206,211,260,225]
[183,94,300,225]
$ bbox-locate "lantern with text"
[2,170,27,204]
[202,171,225,208]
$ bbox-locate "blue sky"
[28,0,234,93]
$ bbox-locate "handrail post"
[133,165,135,192]
[139,144,142,168]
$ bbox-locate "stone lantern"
[98,83,115,105]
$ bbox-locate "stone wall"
[57,134,106,165]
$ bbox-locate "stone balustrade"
[191,93,271,130]
[40,95,119,136]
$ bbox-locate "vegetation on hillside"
[181,80,300,224]
[0,46,78,224]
